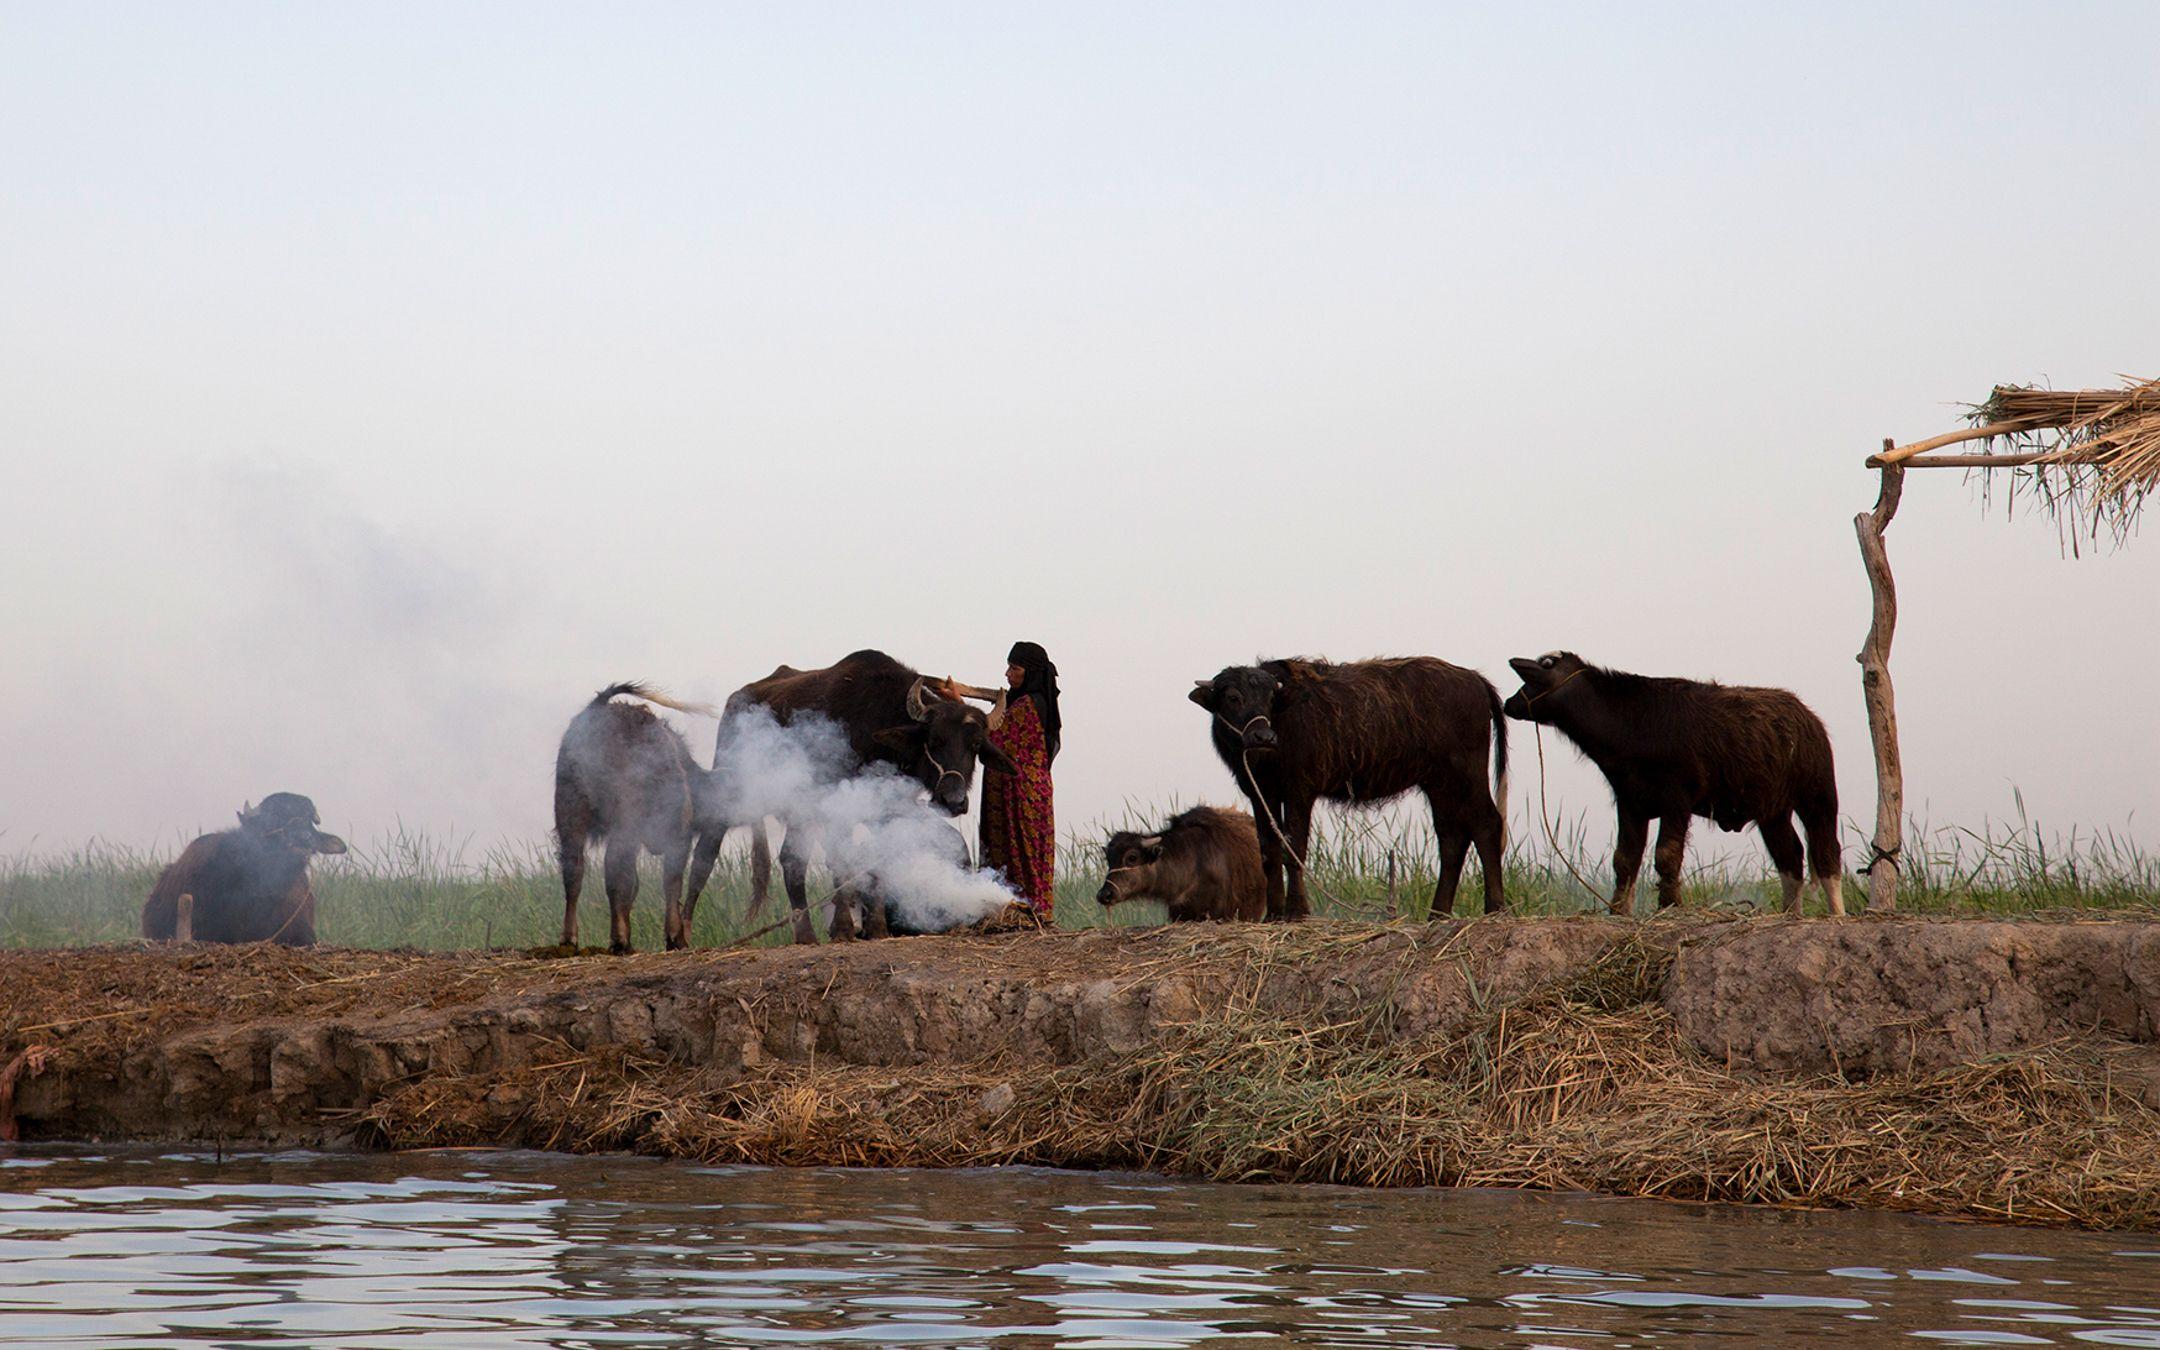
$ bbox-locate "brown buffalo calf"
[1503,651,1842,916]
[1097,805,1266,922]
[142,793,348,945]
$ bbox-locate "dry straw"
[345,928,2160,1232]
[1970,375,2160,548]
[8,931,2156,1231]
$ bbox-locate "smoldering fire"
[709,706,1019,933]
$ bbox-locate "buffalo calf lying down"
[555,682,723,954]
[1097,805,1265,922]
[1191,656,1509,920]
[1503,651,1842,916]
[142,793,348,945]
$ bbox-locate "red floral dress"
[979,694,1055,918]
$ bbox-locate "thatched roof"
[1870,375,2159,549]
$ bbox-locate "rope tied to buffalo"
[1516,666,1621,912]
[1214,712,1347,914]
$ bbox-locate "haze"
[4,4,2155,863]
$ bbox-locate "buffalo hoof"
[610,939,632,956]
[791,914,819,945]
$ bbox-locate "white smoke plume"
[709,706,1020,933]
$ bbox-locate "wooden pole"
[1854,448,1906,912]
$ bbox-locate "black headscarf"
[1007,641,1062,763]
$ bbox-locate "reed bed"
[3,803,2154,950]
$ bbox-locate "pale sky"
[4,3,2156,863]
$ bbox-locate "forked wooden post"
[1853,446,1906,912]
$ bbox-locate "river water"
[1,1146,2156,1347]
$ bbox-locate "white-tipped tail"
[595,681,720,719]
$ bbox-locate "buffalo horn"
[905,676,935,721]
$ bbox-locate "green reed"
[2,800,2153,950]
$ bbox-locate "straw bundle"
[1971,375,2160,547]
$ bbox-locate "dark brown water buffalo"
[554,682,722,953]
[1097,804,1265,922]
[142,793,348,945]
[687,650,1014,943]
[1190,657,1509,920]
[1502,651,1842,916]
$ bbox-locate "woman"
[979,640,1061,919]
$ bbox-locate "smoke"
[710,706,1019,933]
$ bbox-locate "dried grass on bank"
[359,928,2160,1232]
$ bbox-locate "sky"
[3,3,2156,865]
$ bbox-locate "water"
[2,1147,2157,1347]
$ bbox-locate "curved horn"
[984,688,1009,732]
[906,676,936,722]
[1138,834,1164,850]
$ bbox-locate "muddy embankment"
[6,917,2160,1230]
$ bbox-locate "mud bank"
[6,917,2160,1229]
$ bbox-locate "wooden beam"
[1869,418,2044,467]
[1893,452,2049,469]
[1853,449,1905,915]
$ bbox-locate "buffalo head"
[1503,650,1589,723]
[1095,829,1165,905]
[872,677,1016,815]
[1188,665,1281,753]
[237,792,348,857]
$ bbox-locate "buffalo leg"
[829,889,861,941]
[1801,807,1846,916]
[1281,798,1314,921]
[1431,825,1468,919]
[660,839,692,951]
[1760,814,1807,915]
[1250,794,1287,921]
[1473,807,1507,915]
[779,830,817,944]
[556,825,589,949]
[749,824,775,916]
[603,837,639,954]
[1652,813,1691,909]
[1610,807,1649,916]
[684,830,723,929]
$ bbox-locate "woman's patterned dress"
[979,694,1055,918]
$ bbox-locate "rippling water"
[2,1147,2158,1346]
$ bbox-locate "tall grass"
[2,803,2153,950]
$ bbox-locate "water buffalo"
[1097,804,1265,922]
[1191,657,1509,920]
[688,650,1014,943]
[142,793,348,945]
[554,682,722,953]
[1502,651,1842,916]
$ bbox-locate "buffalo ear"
[1187,681,1215,708]
[979,741,1019,776]
[312,832,348,856]
[871,725,921,756]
